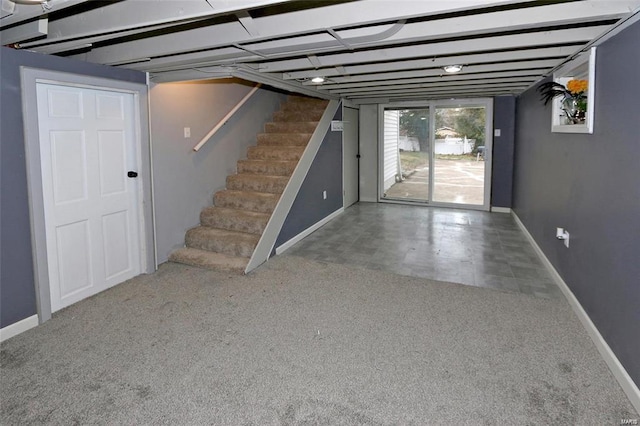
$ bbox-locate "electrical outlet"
[184,127,191,138]
[556,227,570,248]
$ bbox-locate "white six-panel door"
[36,83,141,312]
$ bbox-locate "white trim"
[275,208,344,255]
[20,68,154,323]
[512,212,640,413]
[490,206,511,213]
[0,315,38,343]
[377,98,493,211]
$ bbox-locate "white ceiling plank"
[257,25,611,72]
[66,0,535,66]
[282,46,579,80]
[1,17,47,45]
[332,0,640,46]
[346,84,527,98]
[305,59,561,86]
[119,47,248,71]
[0,0,89,29]
[19,0,291,47]
[322,70,547,91]
[328,77,538,95]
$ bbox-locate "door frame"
[377,98,493,211]
[21,68,155,323]
[342,105,360,208]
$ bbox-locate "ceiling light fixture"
[443,65,463,74]
[311,76,325,84]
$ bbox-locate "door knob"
[127,171,138,178]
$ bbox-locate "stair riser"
[201,212,267,235]
[247,147,305,161]
[281,103,327,113]
[169,249,247,273]
[257,133,310,146]
[237,160,296,176]
[185,232,256,258]
[214,192,278,214]
[226,176,288,194]
[273,110,324,122]
[265,122,318,133]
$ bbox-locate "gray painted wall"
[0,47,146,329]
[275,106,344,247]
[492,96,516,208]
[513,21,640,385]
[150,80,286,263]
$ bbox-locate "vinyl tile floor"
[285,203,563,299]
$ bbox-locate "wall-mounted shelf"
[551,47,596,134]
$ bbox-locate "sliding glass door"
[380,99,492,210]
[381,108,431,202]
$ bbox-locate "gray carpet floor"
[1,255,637,425]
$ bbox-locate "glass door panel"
[432,105,486,206]
[381,108,430,202]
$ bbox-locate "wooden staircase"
[169,95,329,273]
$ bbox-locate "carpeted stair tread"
[214,190,280,213]
[237,159,297,176]
[273,110,324,122]
[281,103,328,113]
[169,247,248,273]
[265,121,319,133]
[257,133,311,146]
[248,146,306,161]
[185,226,259,258]
[227,174,289,194]
[201,206,270,235]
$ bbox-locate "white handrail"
[193,83,262,152]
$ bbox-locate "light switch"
[494,129,501,137]
[184,127,191,138]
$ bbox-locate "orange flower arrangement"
[566,79,588,95]
[538,78,589,124]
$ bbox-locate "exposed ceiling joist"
[308,59,560,86]
[63,0,536,65]
[282,46,579,81]
[257,25,611,73]
[4,0,639,101]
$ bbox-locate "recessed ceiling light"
[443,65,463,74]
[311,76,325,84]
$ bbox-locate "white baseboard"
[512,212,640,413]
[490,206,511,213]
[276,208,344,255]
[0,315,39,343]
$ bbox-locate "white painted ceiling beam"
[331,0,640,45]
[0,17,46,45]
[305,59,560,86]
[18,0,290,47]
[0,0,88,28]
[66,0,534,65]
[93,25,601,78]
[346,84,527,98]
[281,46,580,80]
[321,70,546,91]
[257,26,610,73]
[327,77,538,95]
